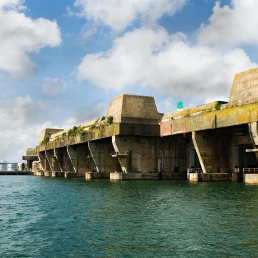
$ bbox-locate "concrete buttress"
[88,139,121,173]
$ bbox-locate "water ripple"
[0,177,258,257]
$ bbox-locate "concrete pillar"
[32,161,44,175]
[88,138,120,173]
[112,135,158,173]
[192,130,231,173]
[67,143,93,173]
[54,148,64,172]
[66,146,77,172]
[54,147,73,172]
[38,151,51,172]
[192,131,207,173]
[248,122,258,162]
[53,148,62,172]
[45,149,57,172]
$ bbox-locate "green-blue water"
[1,176,258,257]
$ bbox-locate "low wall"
[110,172,186,180]
[189,173,231,182]
[52,172,64,177]
[85,172,110,180]
[243,174,258,184]
[64,172,86,178]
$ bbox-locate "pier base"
[189,173,230,182]
[34,170,44,176]
[231,172,243,182]
[243,174,258,184]
[52,171,64,177]
[64,172,86,178]
[110,172,187,180]
[44,171,52,177]
[85,172,110,180]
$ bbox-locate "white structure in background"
[0,161,8,171]
[0,161,19,171]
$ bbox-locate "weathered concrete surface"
[64,172,86,178]
[27,68,258,181]
[34,171,44,176]
[22,148,39,170]
[112,134,189,174]
[106,94,163,124]
[36,123,160,153]
[39,128,63,143]
[160,102,258,136]
[52,171,64,177]
[243,174,258,184]
[88,138,121,173]
[44,171,52,177]
[189,173,231,182]
[85,172,110,180]
[229,68,258,107]
[110,172,186,180]
[191,130,231,173]
[231,172,243,182]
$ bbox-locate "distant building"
[0,161,19,171]
[7,163,18,171]
[0,161,8,171]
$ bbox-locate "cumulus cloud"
[0,0,61,78]
[62,102,106,129]
[78,27,257,101]
[0,95,54,162]
[198,0,258,47]
[42,78,67,96]
[72,0,187,32]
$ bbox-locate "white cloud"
[0,95,54,162]
[78,27,257,102]
[0,0,24,10]
[73,0,187,32]
[198,0,258,47]
[62,102,105,129]
[42,78,67,96]
[0,0,61,78]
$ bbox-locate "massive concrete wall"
[106,94,163,124]
[89,138,121,173]
[229,68,258,107]
[112,135,189,173]
[39,128,63,144]
[28,68,258,180]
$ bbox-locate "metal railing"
[243,168,258,173]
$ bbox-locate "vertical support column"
[53,148,62,172]
[89,139,120,173]
[112,135,156,173]
[66,144,93,172]
[55,148,65,172]
[192,131,207,173]
[45,150,55,172]
[88,141,101,172]
[38,151,51,172]
[67,146,77,172]
[248,122,258,162]
[112,136,130,172]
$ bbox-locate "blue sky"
[0,0,258,162]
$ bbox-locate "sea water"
[0,176,258,257]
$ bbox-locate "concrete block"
[44,171,52,177]
[243,174,258,184]
[85,172,110,179]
